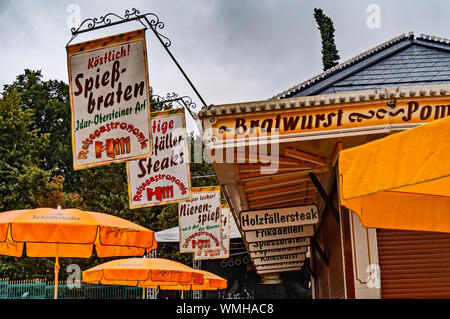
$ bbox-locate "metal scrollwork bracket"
[67,8,207,109]
[151,92,197,119]
[67,8,170,48]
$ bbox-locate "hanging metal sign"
[67,29,152,170]
[194,204,231,260]
[179,187,222,253]
[126,108,191,208]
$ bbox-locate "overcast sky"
[1,0,449,132]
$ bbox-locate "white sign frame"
[179,187,222,253]
[67,29,152,170]
[126,108,191,208]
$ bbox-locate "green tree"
[0,69,220,278]
[313,8,340,71]
[3,70,77,192]
[0,90,53,211]
[0,89,62,279]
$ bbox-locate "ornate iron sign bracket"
[151,92,197,119]
[67,8,207,112]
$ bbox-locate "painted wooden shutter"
[377,229,450,299]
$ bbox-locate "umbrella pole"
[54,256,60,299]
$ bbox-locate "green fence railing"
[0,279,142,299]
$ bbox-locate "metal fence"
[0,279,143,299]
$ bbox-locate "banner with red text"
[179,187,222,253]
[126,108,191,208]
[67,29,152,170]
[194,204,231,260]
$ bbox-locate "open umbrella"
[145,269,227,291]
[82,257,204,298]
[0,207,157,299]
[82,258,227,298]
[339,115,450,232]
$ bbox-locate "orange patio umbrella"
[82,257,205,297]
[145,269,227,291]
[82,258,226,299]
[0,207,157,299]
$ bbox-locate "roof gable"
[274,33,450,98]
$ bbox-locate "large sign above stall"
[202,94,450,147]
[67,29,152,170]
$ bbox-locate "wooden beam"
[238,166,317,178]
[309,173,340,225]
[249,199,316,210]
[242,176,311,192]
[247,183,314,200]
[239,167,328,182]
[304,258,316,280]
[330,141,343,167]
[314,180,337,236]
[248,191,317,208]
[341,206,356,299]
[248,189,316,203]
[235,151,305,166]
[237,163,320,173]
[284,147,326,166]
[312,238,328,266]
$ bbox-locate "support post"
[312,238,328,266]
[309,173,340,225]
[54,256,60,300]
[304,259,315,280]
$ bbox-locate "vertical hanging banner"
[194,204,231,260]
[179,187,222,253]
[67,29,152,170]
[126,108,191,208]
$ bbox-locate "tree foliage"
[313,8,340,71]
[3,70,77,192]
[0,89,52,211]
[0,69,217,279]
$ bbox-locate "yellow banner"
[208,98,450,143]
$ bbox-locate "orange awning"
[339,115,450,232]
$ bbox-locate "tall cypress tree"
[313,8,340,71]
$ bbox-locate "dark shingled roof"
[274,32,450,99]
